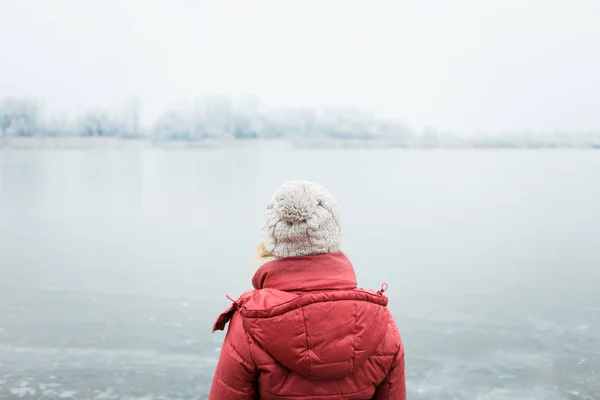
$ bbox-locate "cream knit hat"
[261,180,341,258]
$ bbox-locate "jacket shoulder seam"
[242,292,388,319]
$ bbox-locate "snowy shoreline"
[1,137,599,150]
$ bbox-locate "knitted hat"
[261,180,341,258]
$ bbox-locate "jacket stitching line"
[351,302,358,373]
[214,367,250,395]
[242,320,257,371]
[300,307,311,378]
[261,384,373,398]
[255,353,395,369]
[227,340,254,371]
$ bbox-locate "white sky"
[1,0,598,134]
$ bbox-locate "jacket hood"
[240,252,390,380]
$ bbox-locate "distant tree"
[153,109,191,140]
[0,97,40,136]
[231,96,261,139]
[76,99,142,137]
[116,98,142,138]
[192,97,235,140]
[42,111,76,137]
[77,109,115,137]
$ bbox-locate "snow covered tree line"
[0,97,143,138]
[0,96,414,142]
[3,97,599,147]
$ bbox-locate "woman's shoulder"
[211,288,277,332]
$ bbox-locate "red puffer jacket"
[209,252,405,400]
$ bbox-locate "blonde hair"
[254,243,274,266]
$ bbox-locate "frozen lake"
[1,148,599,399]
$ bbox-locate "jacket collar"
[252,252,357,292]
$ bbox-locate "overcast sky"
[1,0,598,134]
